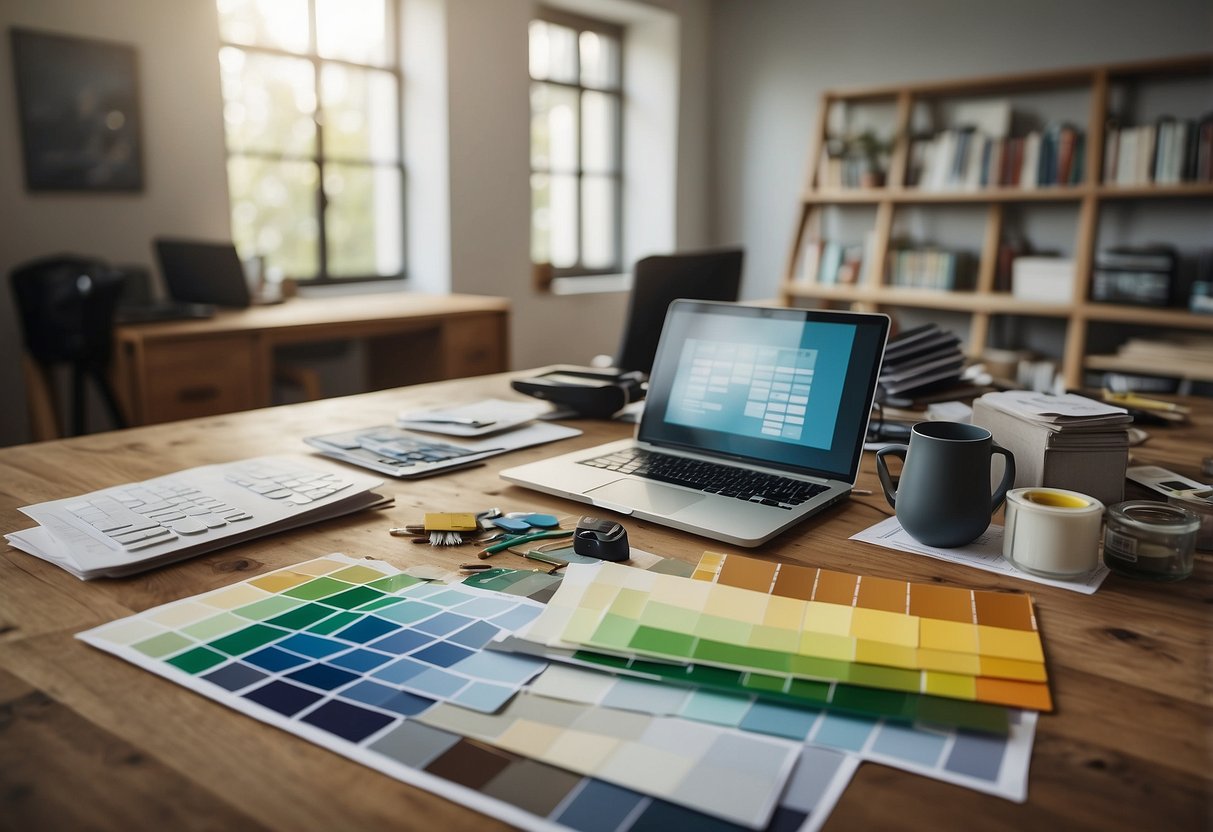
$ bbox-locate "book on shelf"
[818,241,844,285]
[798,239,821,283]
[1104,114,1213,185]
[886,245,974,290]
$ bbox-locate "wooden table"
[1,374,1209,830]
[112,293,510,425]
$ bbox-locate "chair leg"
[71,364,87,436]
[90,366,129,430]
[21,356,60,442]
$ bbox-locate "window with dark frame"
[216,0,404,285]
[529,9,623,286]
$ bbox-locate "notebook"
[501,301,889,547]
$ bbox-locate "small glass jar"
[1168,491,1213,552]
[1103,501,1199,581]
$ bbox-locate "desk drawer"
[443,315,506,377]
[141,337,258,423]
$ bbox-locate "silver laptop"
[501,301,889,547]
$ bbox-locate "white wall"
[709,0,1213,302]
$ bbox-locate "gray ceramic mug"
[875,421,1016,548]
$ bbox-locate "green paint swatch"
[367,574,422,593]
[629,625,696,658]
[284,576,355,600]
[308,611,360,635]
[133,631,193,658]
[209,624,287,656]
[323,586,385,610]
[234,594,305,621]
[166,646,227,674]
[266,603,337,630]
[572,649,1008,735]
[359,596,407,613]
[182,612,247,641]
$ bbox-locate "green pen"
[476,529,573,559]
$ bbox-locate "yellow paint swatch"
[851,607,919,648]
[976,625,1045,662]
[249,571,315,593]
[916,648,982,676]
[923,671,977,700]
[749,624,801,652]
[919,619,979,653]
[704,584,767,624]
[802,601,853,637]
[980,655,1048,682]
[797,631,856,661]
[854,639,919,670]
[763,595,807,630]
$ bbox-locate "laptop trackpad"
[585,480,705,515]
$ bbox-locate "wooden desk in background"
[0,375,1209,830]
[112,293,510,425]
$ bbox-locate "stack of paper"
[972,391,1131,505]
[6,456,387,580]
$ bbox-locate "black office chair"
[611,247,744,375]
[10,255,128,439]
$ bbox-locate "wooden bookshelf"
[781,54,1213,389]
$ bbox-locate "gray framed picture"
[10,27,144,192]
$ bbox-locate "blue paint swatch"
[407,667,466,698]
[452,681,515,712]
[812,713,874,751]
[244,646,310,672]
[341,679,399,707]
[556,779,647,832]
[414,612,475,637]
[373,658,430,684]
[450,651,544,685]
[301,699,396,743]
[334,616,400,643]
[871,722,947,767]
[945,731,1006,781]
[739,700,817,741]
[287,663,361,691]
[446,620,501,649]
[244,680,323,716]
[202,662,267,692]
[367,628,434,655]
[277,633,347,659]
[379,690,436,717]
[412,641,476,668]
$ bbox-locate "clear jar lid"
[1107,500,1200,533]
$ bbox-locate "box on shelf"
[1090,246,1176,306]
[1011,257,1074,304]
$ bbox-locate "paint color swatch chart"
[528,662,1035,802]
[420,690,802,827]
[515,560,1052,711]
[78,555,857,832]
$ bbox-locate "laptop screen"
[638,301,889,482]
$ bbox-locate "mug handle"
[990,443,1016,513]
[875,445,908,509]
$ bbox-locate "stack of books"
[877,324,965,400]
[971,391,1132,506]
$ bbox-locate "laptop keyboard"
[579,448,829,510]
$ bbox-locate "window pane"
[582,176,617,269]
[582,91,618,173]
[217,0,309,52]
[220,48,316,156]
[316,0,389,65]
[580,31,619,90]
[227,156,319,279]
[531,173,550,264]
[550,174,579,268]
[531,83,579,172]
[530,21,577,83]
[321,64,399,163]
[324,164,403,277]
